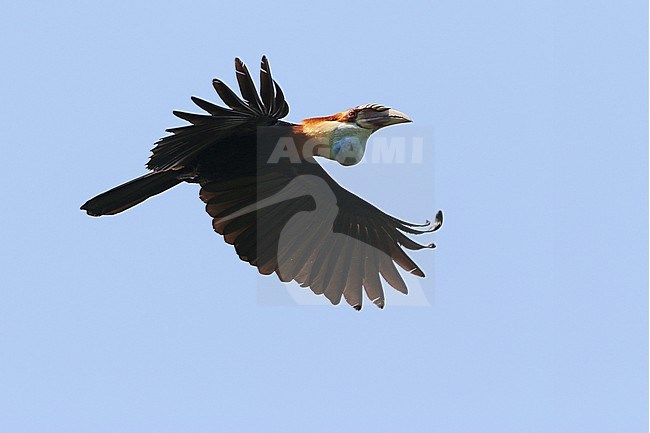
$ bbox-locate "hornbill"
[81,57,443,309]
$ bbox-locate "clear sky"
[0,1,647,432]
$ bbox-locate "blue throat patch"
[332,135,366,166]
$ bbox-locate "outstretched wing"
[147,56,290,172]
[199,159,442,310]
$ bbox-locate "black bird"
[81,57,443,309]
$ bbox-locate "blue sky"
[0,1,647,432]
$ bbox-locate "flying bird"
[81,56,443,309]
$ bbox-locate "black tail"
[81,171,182,217]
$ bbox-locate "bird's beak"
[356,108,412,130]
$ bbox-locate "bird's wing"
[147,56,290,172]
[199,159,442,309]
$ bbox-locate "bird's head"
[300,104,412,166]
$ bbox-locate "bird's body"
[81,57,442,309]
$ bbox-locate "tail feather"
[81,172,181,217]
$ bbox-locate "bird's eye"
[347,110,356,120]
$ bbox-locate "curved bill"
[356,108,412,130]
